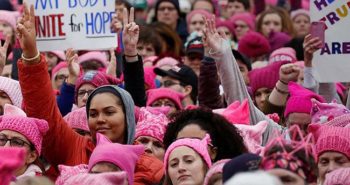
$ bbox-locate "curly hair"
[163,109,248,162]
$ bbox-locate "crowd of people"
[0,0,350,185]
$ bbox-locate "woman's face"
[217,26,233,39]
[137,43,156,60]
[234,20,250,40]
[293,15,310,38]
[189,14,206,34]
[318,151,350,184]
[254,87,272,110]
[226,1,245,17]
[135,136,165,161]
[0,21,14,39]
[0,130,37,176]
[45,52,59,71]
[168,146,207,185]
[268,168,305,185]
[151,98,178,115]
[53,68,69,90]
[261,13,282,37]
[88,92,126,144]
[77,84,96,108]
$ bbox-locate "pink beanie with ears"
[0,104,48,155]
[146,88,185,110]
[310,99,350,127]
[230,12,256,30]
[0,10,17,30]
[324,167,350,185]
[63,107,90,132]
[56,164,89,185]
[284,82,325,118]
[78,51,108,68]
[135,107,169,143]
[213,99,250,125]
[308,124,350,158]
[0,147,26,185]
[64,171,128,185]
[88,134,144,185]
[164,134,212,174]
[186,9,212,26]
[269,47,297,64]
[0,76,23,108]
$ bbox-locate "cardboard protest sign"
[28,0,117,51]
[310,1,350,82]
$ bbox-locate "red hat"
[238,31,271,58]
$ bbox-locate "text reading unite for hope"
[34,0,114,40]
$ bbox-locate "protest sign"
[28,0,117,51]
[310,1,350,82]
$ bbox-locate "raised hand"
[0,36,10,74]
[16,3,38,62]
[111,15,123,34]
[202,16,227,56]
[106,48,117,77]
[122,7,139,57]
[303,34,323,67]
[279,63,300,83]
[65,48,80,84]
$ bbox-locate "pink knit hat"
[0,76,23,108]
[203,159,230,185]
[135,107,169,143]
[216,19,235,34]
[235,121,268,154]
[290,9,309,21]
[56,164,89,185]
[249,61,287,96]
[230,12,255,30]
[164,134,212,174]
[0,104,48,155]
[144,67,157,89]
[88,133,144,185]
[269,47,297,64]
[155,57,179,69]
[186,9,212,27]
[64,171,128,185]
[324,167,350,185]
[238,31,271,58]
[284,82,325,118]
[213,99,250,125]
[146,88,185,110]
[78,51,108,68]
[0,147,26,185]
[51,62,68,80]
[0,10,17,30]
[75,71,121,101]
[308,124,350,158]
[310,99,350,126]
[49,51,66,61]
[63,107,90,132]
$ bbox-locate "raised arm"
[16,3,86,166]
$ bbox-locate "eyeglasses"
[234,24,248,29]
[158,6,176,12]
[162,80,181,87]
[77,89,94,98]
[55,74,68,81]
[0,134,32,148]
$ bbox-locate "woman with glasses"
[0,104,48,179]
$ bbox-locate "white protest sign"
[28,0,117,51]
[310,1,350,82]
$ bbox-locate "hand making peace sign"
[122,7,139,57]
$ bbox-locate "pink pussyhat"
[155,57,179,69]
[284,82,325,118]
[63,107,90,132]
[64,171,128,185]
[324,167,350,185]
[146,88,185,110]
[308,124,350,159]
[213,99,250,125]
[0,147,26,185]
[55,164,89,185]
[186,9,212,28]
[0,76,23,108]
[51,62,68,80]
[230,12,256,30]
[203,159,230,185]
[164,134,212,174]
[0,10,17,30]
[269,47,297,64]
[310,99,350,126]
[135,107,169,143]
[78,51,108,68]
[0,104,48,155]
[235,121,268,154]
[88,134,144,185]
